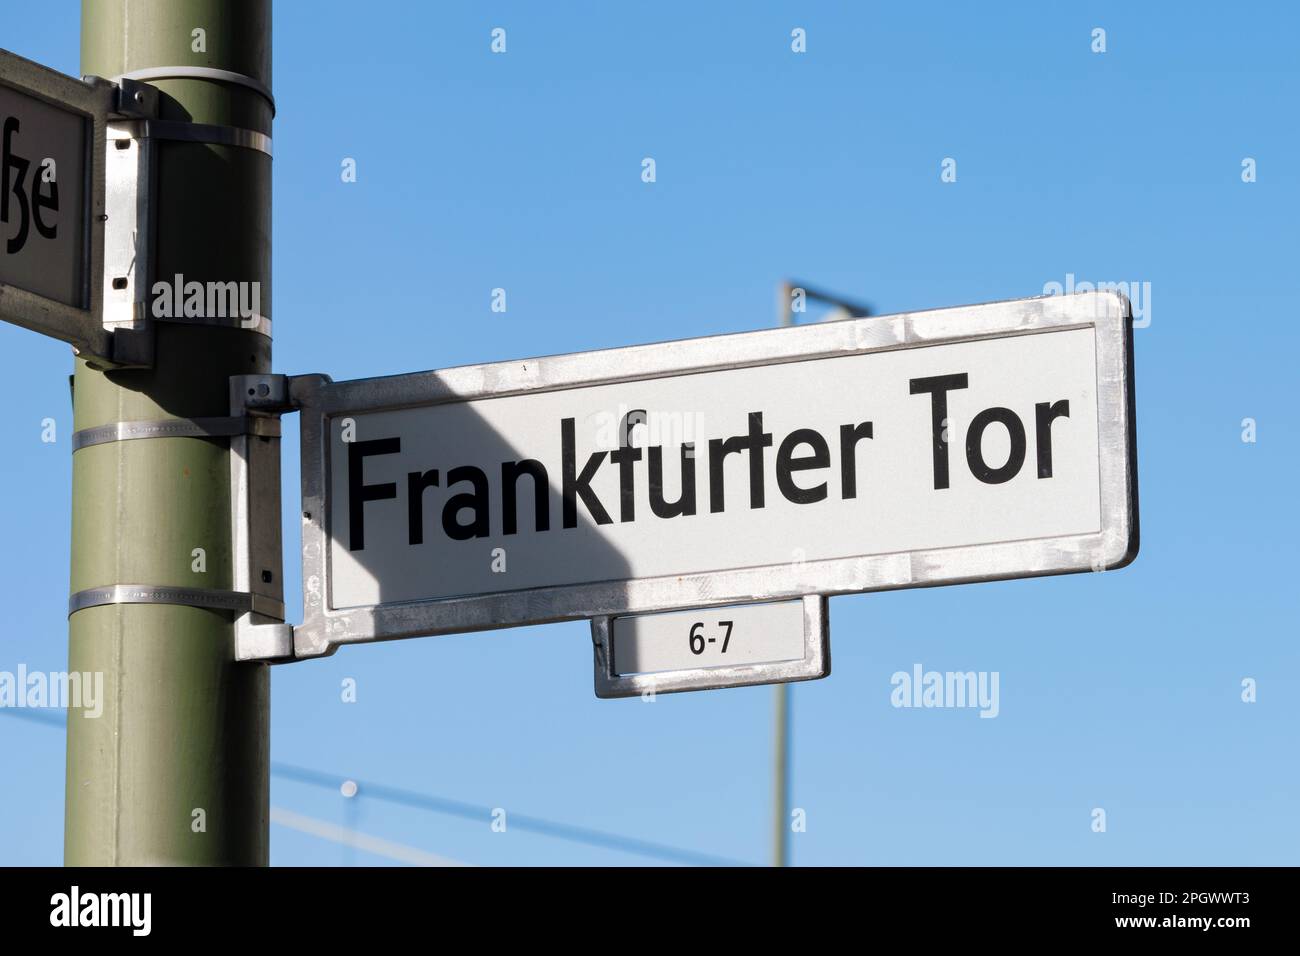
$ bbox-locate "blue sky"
[2,1,1297,865]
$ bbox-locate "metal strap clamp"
[130,118,273,158]
[68,584,285,621]
[71,415,281,452]
[113,65,276,115]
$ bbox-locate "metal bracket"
[63,372,294,639]
[80,75,273,369]
[62,75,162,369]
[230,374,296,662]
[112,77,161,119]
[95,114,155,365]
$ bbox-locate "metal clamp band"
[112,66,276,115]
[133,118,272,157]
[71,415,281,452]
[69,585,286,621]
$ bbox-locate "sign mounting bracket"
[230,373,298,662]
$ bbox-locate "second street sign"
[0,49,114,359]
[288,290,1138,659]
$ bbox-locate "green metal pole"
[65,0,273,865]
[773,683,790,867]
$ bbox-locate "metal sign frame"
[0,49,115,362]
[289,290,1137,660]
[591,596,830,698]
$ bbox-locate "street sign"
[0,49,113,360]
[591,597,829,698]
[289,290,1137,660]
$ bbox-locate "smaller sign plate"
[591,595,829,698]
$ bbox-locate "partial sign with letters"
[0,49,112,358]
[289,290,1137,659]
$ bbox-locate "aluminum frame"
[290,290,1138,660]
[230,374,294,662]
[591,595,830,698]
[0,49,114,363]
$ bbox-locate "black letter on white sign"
[909,374,968,490]
[348,438,400,551]
[1035,400,1070,478]
[965,407,1026,484]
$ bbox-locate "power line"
[274,762,750,867]
[0,710,751,866]
[270,806,469,867]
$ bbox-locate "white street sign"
[289,290,1137,659]
[0,49,113,359]
[591,597,829,698]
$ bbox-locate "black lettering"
[776,428,830,504]
[708,412,773,513]
[909,374,968,490]
[648,444,696,518]
[1034,400,1070,478]
[561,417,612,527]
[966,407,1026,484]
[347,437,400,551]
[2,117,31,255]
[33,170,57,240]
[406,469,440,545]
[501,459,549,534]
[838,422,873,499]
[609,436,643,523]
[441,465,491,540]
